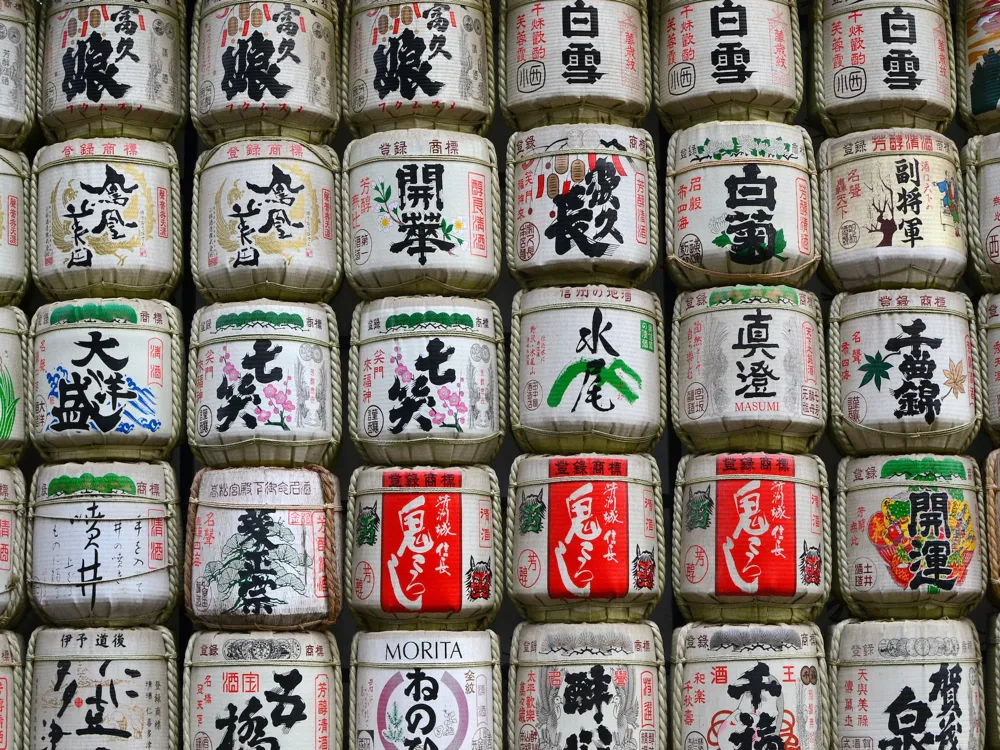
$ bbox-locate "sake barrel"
[184,631,342,750]
[0,0,34,148]
[30,299,181,461]
[830,290,981,455]
[671,285,826,452]
[838,454,985,619]
[192,0,339,145]
[988,614,1000,750]
[979,295,1000,443]
[666,121,818,290]
[499,0,650,129]
[352,631,499,750]
[0,633,21,750]
[187,465,342,629]
[0,307,26,465]
[671,623,826,750]
[507,453,664,622]
[507,125,657,288]
[959,0,1000,134]
[28,461,178,626]
[963,135,1000,292]
[347,465,501,630]
[0,469,24,629]
[655,0,801,130]
[344,0,493,134]
[0,149,27,306]
[32,138,181,300]
[813,0,955,135]
[830,619,984,750]
[819,129,965,291]
[512,285,665,453]
[350,296,505,465]
[344,130,499,298]
[189,300,341,468]
[673,452,829,623]
[508,621,666,750]
[193,137,342,303]
[982,449,1000,604]
[28,626,177,750]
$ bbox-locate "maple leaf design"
[943,359,966,399]
[858,351,894,391]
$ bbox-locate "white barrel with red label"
[499,0,650,129]
[507,453,663,622]
[347,465,501,630]
[509,621,665,750]
[672,623,826,750]
[186,465,342,629]
[350,296,505,465]
[814,0,955,136]
[28,626,177,750]
[666,122,818,290]
[192,0,339,145]
[512,285,665,454]
[344,130,499,298]
[507,125,657,288]
[0,0,34,148]
[838,453,984,619]
[32,138,181,300]
[655,0,802,130]
[344,0,493,134]
[672,285,826,453]
[40,0,185,142]
[193,137,341,303]
[351,630,500,750]
[830,619,984,750]
[830,290,981,455]
[0,307,26,466]
[0,470,24,629]
[820,129,965,291]
[674,452,829,623]
[189,300,341,468]
[0,632,21,750]
[963,135,1000,292]
[185,630,341,750]
[0,149,28,305]
[30,298,181,461]
[29,461,178,626]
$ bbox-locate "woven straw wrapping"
[28,461,178,626]
[0,470,24,629]
[508,621,666,750]
[505,453,664,622]
[184,631,341,750]
[346,464,502,630]
[27,626,178,750]
[829,290,982,456]
[670,285,827,452]
[185,465,342,630]
[351,630,500,750]
[31,138,182,300]
[189,300,341,467]
[511,285,666,453]
[0,0,35,149]
[39,0,187,142]
[653,0,802,131]
[983,450,1000,605]
[673,453,830,623]
[819,129,965,292]
[812,0,956,136]
[30,298,182,461]
[665,121,819,290]
[499,0,651,129]
[192,138,342,303]
[958,0,1000,135]
[0,150,29,306]
[836,454,985,619]
[990,614,1000,749]
[344,130,500,298]
[342,0,494,135]
[349,295,506,465]
[828,619,985,750]
[506,125,658,288]
[671,623,828,750]
[0,307,27,467]
[191,0,339,146]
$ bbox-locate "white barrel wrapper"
[189,300,341,468]
[507,124,656,288]
[0,149,28,305]
[194,137,342,303]
[345,130,499,297]
[0,632,21,750]
[30,299,179,461]
[32,138,180,300]
[29,461,177,626]
[348,465,501,630]
[0,0,34,148]
[0,307,25,465]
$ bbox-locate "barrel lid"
[355,630,494,667]
[670,121,808,170]
[983,293,1000,327]
[676,285,821,322]
[32,461,174,504]
[31,626,170,657]
[679,624,823,662]
[680,453,821,486]
[0,0,28,25]
[347,129,491,168]
[0,306,24,335]
[821,0,945,18]
[33,298,178,335]
[200,137,337,173]
[356,296,498,344]
[195,300,335,347]
[511,124,650,163]
[351,0,487,14]
[841,454,978,493]
[832,618,979,665]
[201,0,334,20]
[514,622,661,666]
[0,148,25,179]
[0,467,23,505]
[35,138,176,172]
[188,630,340,666]
[195,466,340,510]
[516,285,658,318]
[49,0,181,17]
[835,289,970,320]
[513,454,655,486]
[0,632,20,667]
[353,465,493,497]
[819,129,958,169]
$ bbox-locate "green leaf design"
[773,228,787,257]
[858,351,895,391]
[712,233,732,248]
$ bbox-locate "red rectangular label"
[635,172,647,245]
[6,196,15,247]
[157,187,168,238]
[322,188,332,240]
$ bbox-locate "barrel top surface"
[676,285,821,320]
[200,138,336,172]
[195,301,335,346]
[33,461,173,502]
[670,122,809,166]
[195,466,340,508]
[347,129,492,165]
[841,454,979,491]
[511,125,650,161]
[513,453,655,484]
[835,289,970,319]
[33,298,178,334]
[513,622,661,665]
[35,138,176,170]
[188,630,340,665]
[821,0,946,18]
[678,623,823,661]
[517,285,659,316]
[351,0,488,13]
[355,630,494,665]
[48,0,180,16]
[0,149,25,177]
[680,452,822,483]
[356,296,498,340]
[353,464,493,495]
[0,306,23,333]
[201,0,335,19]
[832,618,979,664]
[31,625,170,656]
[819,129,959,168]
